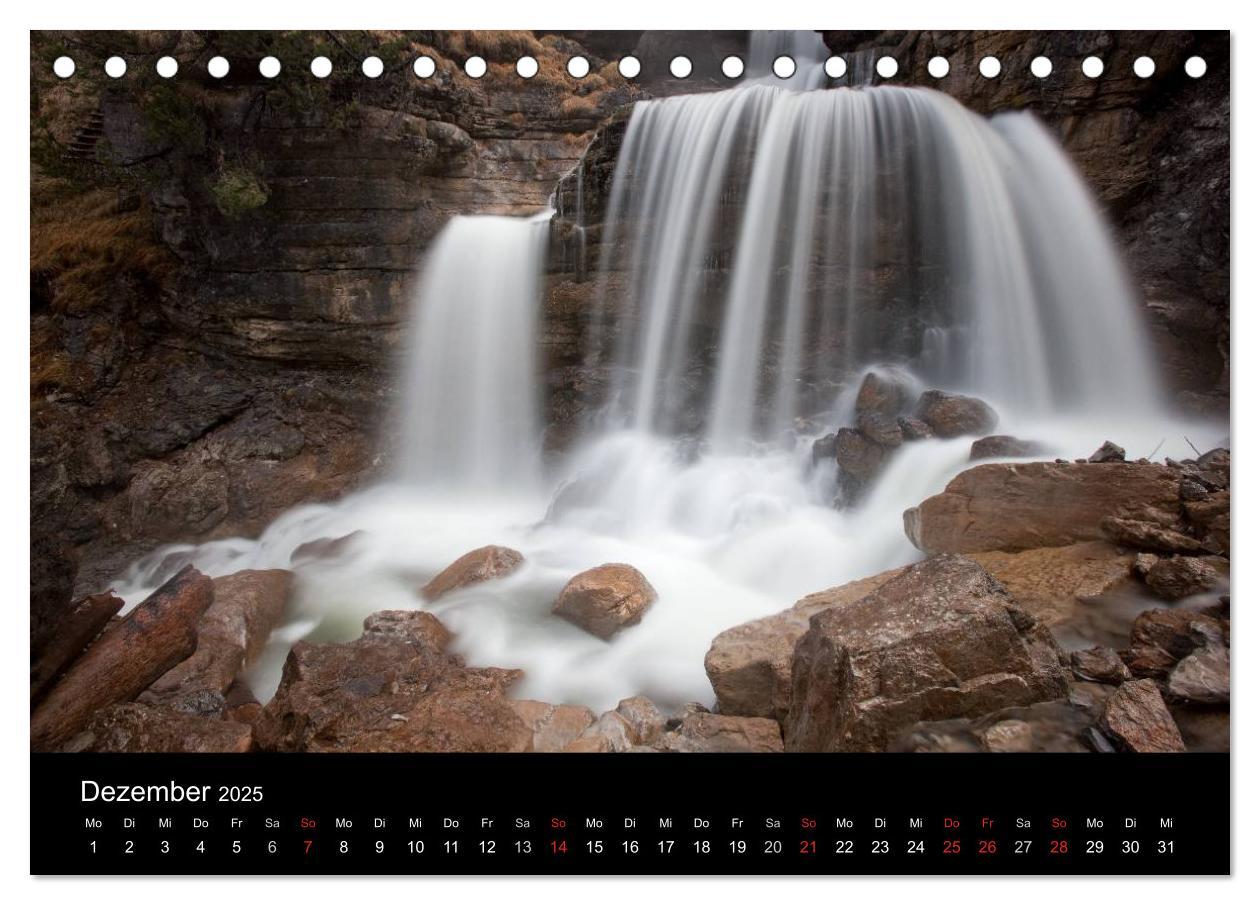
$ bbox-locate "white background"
[3,1,1250,900]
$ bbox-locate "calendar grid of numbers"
[33,754,1229,875]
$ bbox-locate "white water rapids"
[111,44,1226,715]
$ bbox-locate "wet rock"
[969,435,1045,461]
[614,695,667,745]
[965,541,1137,626]
[510,700,597,752]
[1166,646,1229,704]
[553,563,657,640]
[656,713,784,753]
[1133,552,1160,578]
[1100,517,1204,554]
[913,390,998,439]
[834,427,887,502]
[421,545,525,601]
[562,735,614,753]
[704,566,909,723]
[857,412,904,448]
[1088,441,1126,463]
[254,610,531,752]
[854,370,911,419]
[1098,679,1186,752]
[784,555,1067,752]
[141,569,292,713]
[64,702,253,753]
[290,531,367,565]
[897,416,933,441]
[577,710,635,751]
[1143,555,1226,600]
[1184,491,1230,556]
[892,698,1098,754]
[1122,607,1228,680]
[1070,646,1132,685]
[811,433,838,464]
[906,461,1182,554]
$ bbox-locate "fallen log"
[30,591,123,705]
[140,569,292,713]
[30,566,214,750]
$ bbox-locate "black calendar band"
[31,753,1229,876]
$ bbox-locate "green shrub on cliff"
[210,163,270,218]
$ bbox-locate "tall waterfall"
[397,213,549,489]
[593,85,1162,449]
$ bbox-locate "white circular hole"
[104,56,127,78]
[566,56,590,79]
[721,55,744,79]
[53,56,75,78]
[927,56,949,78]
[362,56,384,78]
[516,56,539,79]
[463,55,486,79]
[979,56,1001,78]
[1184,55,1207,79]
[413,56,435,79]
[1082,56,1104,79]
[618,55,641,79]
[311,56,332,78]
[208,56,230,79]
[1030,56,1053,78]
[156,56,178,78]
[259,56,281,79]
[772,55,796,79]
[876,56,898,79]
[823,56,847,79]
[670,55,693,79]
[1133,56,1156,79]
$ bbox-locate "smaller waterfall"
[397,213,549,490]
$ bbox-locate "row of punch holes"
[51,52,1210,82]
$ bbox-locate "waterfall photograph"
[30,29,1229,758]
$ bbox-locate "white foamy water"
[108,36,1226,714]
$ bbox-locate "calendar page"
[29,27,1230,876]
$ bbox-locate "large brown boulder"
[784,555,1067,752]
[1098,679,1186,752]
[141,569,292,714]
[1143,555,1227,600]
[553,563,657,640]
[834,427,888,501]
[854,370,911,419]
[704,567,909,723]
[964,541,1138,626]
[421,545,525,601]
[905,461,1183,554]
[254,610,532,752]
[913,390,998,439]
[64,702,253,753]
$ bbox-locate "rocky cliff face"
[30,29,638,633]
[30,30,1229,645]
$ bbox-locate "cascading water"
[594,83,1163,447]
[109,33,1223,715]
[397,213,549,491]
